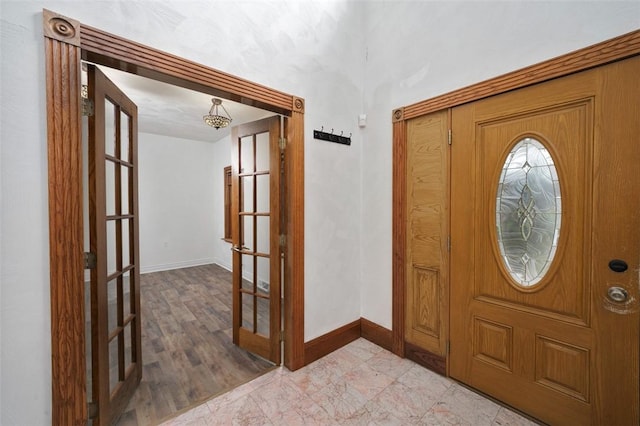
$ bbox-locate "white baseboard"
[140,258,216,274]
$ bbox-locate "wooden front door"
[231,116,283,364]
[88,64,142,425]
[450,56,639,425]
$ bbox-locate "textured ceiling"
[95,64,275,143]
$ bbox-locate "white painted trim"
[140,258,216,274]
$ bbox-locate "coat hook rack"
[314,126,351,146]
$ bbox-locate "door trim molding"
[392,29,640,359]
[43,9,305,424]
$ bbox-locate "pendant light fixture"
[203,98,232,129]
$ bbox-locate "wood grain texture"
[403,29,640,119]
[79,24,292,115]
[404,111,449,358]
[360,318,393,353]
[304,320,361,366]
[45,32,87,425]
[404,342,446,376]
[284,111,305,370]
[391,119,407,358]
[449,57,640,425]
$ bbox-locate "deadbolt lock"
[607,286,629,303]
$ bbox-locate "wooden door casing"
[450,56,639,425]
[404,110,449,369]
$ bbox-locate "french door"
[450,57,639,424]
[87,64,142,425]
[231,116,283,363]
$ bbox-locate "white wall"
[212,135,233,270]
[359,1,640,329]
[1,1,638,424]
[137,132,217,273]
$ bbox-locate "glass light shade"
[203,98,232,129]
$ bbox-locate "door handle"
[232,245,249,253]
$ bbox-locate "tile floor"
[161,338,538,425]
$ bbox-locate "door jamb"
[391,29,640,358]
[43,9,305,424]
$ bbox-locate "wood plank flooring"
[115,264,274,425]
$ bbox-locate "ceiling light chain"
[203,98,232,129]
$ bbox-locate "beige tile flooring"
[161,338,538,425]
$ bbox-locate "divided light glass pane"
[241,292,254,331]
[120,111,130,162]
[122,219,130,269]
[256,297,270,337]
[121,166,130,215]
[256,131,270,172]
[240,135,255,173]
[104,99,116,157]
[241,176,254,213]
[242,215,254,253]
[256,216,270,255]
[256,174,270,214]
[123,270,131,319]
[107,277,118,338]
[108,337,119,394]
[107,220,117,276]
[256,256,270,296]
[106,160,116,216]
[124,323,132,373]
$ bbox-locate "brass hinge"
[279,137,287,150]
[280,330,285,342]
[87,401,98,419]
[448,129,452,146]
[82,98,94,117]
[279,234,286,247]
[446,340,450,355]
[84,252,97,270]
[447,236,451,252]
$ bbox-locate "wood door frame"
[43,9,305,424]
[392,29,640,359]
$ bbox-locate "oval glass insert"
[496,137,561,287]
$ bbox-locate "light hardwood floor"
[116,264,274,425]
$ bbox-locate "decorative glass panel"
[496,137,561,287]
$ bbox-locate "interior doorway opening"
[44,9,305,425]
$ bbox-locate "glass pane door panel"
[120,111,130,162]
[107,278,118,332]
[122,219,130,268]
[104,99,116,157]
[107,220,117,275]
[124,323,132,372]
[108,337,119,394]
[241,292,254,330]
[123,271,131,319]
[240,136,255,173]
[256,174,270,213]
[256,256,270,295]
[242,216,254,252]
[106,160,116,216]
[256,132,270,171]
[241,254,254,291]
[256,297,270,336]
[256,216,270,254]
[241,176,254,213]
[121,166,130,215]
